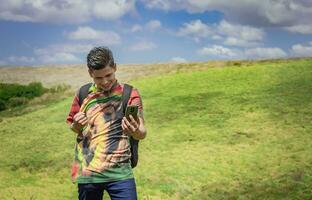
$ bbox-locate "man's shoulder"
[76,83,93,94]
[120,83,140,97]
[79,83,93,91]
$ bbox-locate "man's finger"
[129,115,135,124]
[122,119,131,135]
[130,115,139,127]
[80,118,88,126]
[74,114,86,122]
[122,118,128,130]
[77,116,87,123]
[124,117,136,131]
[122,119,127,131]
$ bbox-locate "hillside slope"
[0,58,311,199]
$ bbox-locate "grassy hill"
[0,58,311,199]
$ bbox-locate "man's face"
[88,66,116,92]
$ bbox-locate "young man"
[66,47,146,200]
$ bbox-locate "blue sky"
[0,0,312,66]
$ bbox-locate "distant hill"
[1,57,311,89]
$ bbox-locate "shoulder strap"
[122,83,139,168]
[122,84,133,113]
[78,83,132,109]
[78,83,92,106]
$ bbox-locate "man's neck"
[101,80,119,96]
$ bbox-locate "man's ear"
[112,64,117,72]
[88,69,93,78]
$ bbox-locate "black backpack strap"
[79,83,131,109]
[78,83,92,106]
[122,84,139,168]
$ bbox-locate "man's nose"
[101,78,109,84]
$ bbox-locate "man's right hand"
[71,112,88,133]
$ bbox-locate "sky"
[0,0,312,66]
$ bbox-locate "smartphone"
[125,105,138,120]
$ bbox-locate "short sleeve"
[128,88,144,119]
[66,92,81,125]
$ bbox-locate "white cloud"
[291,42,312,57]
[0,0,89,23]
[170,57,187,63]
[198,45,241,59]
[34,44,93,55]
[218,20,264,47]
[285,24,312,34]
[177,19,215,42]
[178,19,264,46]
[212,35,222,40]
[2,0,311,29]
[131,24,143,32]
[92,0,136,20]
[146,20,162,30]
[142,0,312,28]
[34,43,90,64]
[218,20,263,41]
[130,20,162,33]
[68,26,121,45]
[142,0,171,11]
[129,41,157,51]
[245,47,287,59]
[8,56,35,63]
[223,37,260,47]
[0,0,135,24]
[198,45,287,60]
[39,52,81,64]
[0,60,7,65]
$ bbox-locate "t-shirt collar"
[89,80,119,95]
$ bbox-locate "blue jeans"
[78,178,137,200]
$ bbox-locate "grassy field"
[0,58,311,199]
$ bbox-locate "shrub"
[25,82,46,98]
[0,82,47,111]
[48,84,71,93]
[0,99,5,111]
[0,82,45,102]
[233,61,242,66]
[8,97,29,107]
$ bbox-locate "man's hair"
[87,46,116,70]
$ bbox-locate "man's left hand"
[122,115,139,136]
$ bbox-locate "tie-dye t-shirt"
[66,82,143,183]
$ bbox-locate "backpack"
[77,83,139,168]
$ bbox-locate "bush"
[25,82,46,98]
[226,61,242,67]
[0,82,46,111]
[0,99,5,111]
[48,84,71,93]
[233,61,242,66]
[8,97,29,107]
[0,82,45,102]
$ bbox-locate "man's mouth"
[101,84,111,90]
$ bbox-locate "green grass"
[0,58,311,199]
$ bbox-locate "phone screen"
[125,105,138,120]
